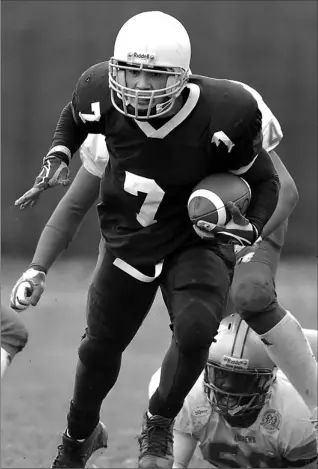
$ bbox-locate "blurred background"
[1,1,317,468]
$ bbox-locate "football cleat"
[50,422,108,468]
[138,412,174,468]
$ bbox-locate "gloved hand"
[194,201,258,247]
[10,268,46,311]
[14,156,70,210]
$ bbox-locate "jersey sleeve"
[211,87,263,175]
[231,81,283,152]
[79,134,109,178]
[71,61,110,132]
[47,62,110,162]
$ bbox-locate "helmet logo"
[222,355,249,369]
[127,52,155,64]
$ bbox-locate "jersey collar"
[133,83,200,139]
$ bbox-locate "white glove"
[10,268,46,311]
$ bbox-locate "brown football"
[188,173,251,227]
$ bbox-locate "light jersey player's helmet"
[109,11,191,119]
[204,314,277,418]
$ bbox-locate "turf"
[1,257,317,468]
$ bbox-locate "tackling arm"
[30,166,100,273]
[261,149,299,239]
[172,430,198,468]
[10,166,100,311]
[303,329,318,361]
[236,147,280,237]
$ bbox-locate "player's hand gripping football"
[14,156,70,210]
[10,269,46,311]
[194,201,258,247]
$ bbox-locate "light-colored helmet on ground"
[204,314,277,418]
[109,11,191,119]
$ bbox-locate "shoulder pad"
[80,134,109,178]
[190,75,258,121]
[229,80,283,151]
[73,61,111,120]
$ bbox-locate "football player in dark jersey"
[1,303,28,379]
[11,10,289,468]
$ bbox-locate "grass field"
[1,256,317,468]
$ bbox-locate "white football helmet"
[204,314,277,418]
[109,11,191,119]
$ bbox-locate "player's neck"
[163,94,185,118]
[149,88,188,127]
[223,410,261,428]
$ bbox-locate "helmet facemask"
[204,361,277,419]
[109,59,189,119]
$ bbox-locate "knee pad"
[173,300,218,353]
[231,273,277,319]
[78,333,121,371]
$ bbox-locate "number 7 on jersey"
[124,171,165,227]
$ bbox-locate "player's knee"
[174,300,218,353]
[231,273,276,317]
[78,332,121,370]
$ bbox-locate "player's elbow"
[280,176,299,210]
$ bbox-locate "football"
[188,173,251,227]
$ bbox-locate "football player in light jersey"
[1,303,28,379]
[149,314,318,468]
[10,10,316,468]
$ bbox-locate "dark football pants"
[226,237,284,334]
[67,239,235,438]
[1,303,29,357]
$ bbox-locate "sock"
[66,428,85,442]
[149,337,209,418]
[259,310,318,413]
[1,348,11,378]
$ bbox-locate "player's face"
[211,368,264,395]
[125,68,168,108]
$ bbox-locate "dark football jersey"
[69,62,263,266]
